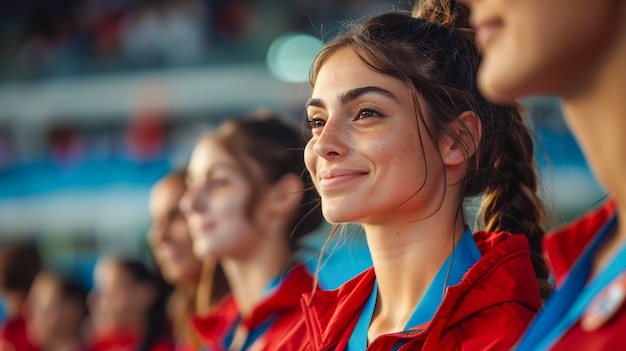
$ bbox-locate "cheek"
[304,142,317,179]
[215,193,248,220]
[170,219,193,246]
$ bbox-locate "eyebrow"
[305,86,397,109]
[206,162,240,178]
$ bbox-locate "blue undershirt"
[347,226,482,350]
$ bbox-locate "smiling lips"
[317,169,368,191]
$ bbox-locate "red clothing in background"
[0,316,39,351]
[193,264,314,351]
[542,200,626,350]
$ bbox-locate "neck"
[47,334,80,351]
[220,233,293,316]
[364,207,465,339]
[560,7,626,275]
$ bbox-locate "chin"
[322,207,357,225]
[193,240,213,259]
[477,68,523,103]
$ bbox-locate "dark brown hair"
[309,4,551,299]
[0,243,42,294]
[208,112,324,251]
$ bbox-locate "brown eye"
[356,108,380,120]
[307,118,325,129]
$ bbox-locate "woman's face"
[181,138,262,259]
[148,178,202,286]
[459,0,619,101]
[89,261,152,329]
[304,48,445,226]
[27,275,65,345]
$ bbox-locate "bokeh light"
[266,33,324,83]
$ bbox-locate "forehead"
[188,137,239,175]
[150,179,184,214]
[312,48,410,100]
[94,260,125,284]
[31,274,59,294]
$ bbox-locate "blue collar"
[516,214,624,350]
[223,273,286,350]
[347,227,482,350]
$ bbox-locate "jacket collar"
[193,264,314,347]
[543,199,616,286]
[301,231,542,350]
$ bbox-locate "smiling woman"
[278,5,552,351]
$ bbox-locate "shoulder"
[296,267,375,350]
[0,317,37,351]
[192,295,238,345]
[430,231,541,348]
[436,302,536,350]
[466,231,540,306]
[552,303,626,350]
[302,266,374,307]
[544,200,617,283]
[149,340,176,351]
[264,318,311,351]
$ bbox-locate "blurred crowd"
[0,0,395,80]
[0,167,227,351]
[1,0,245,79]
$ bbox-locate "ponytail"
[476,105,553,300]
[413,0,474,42]
[414,0,553,301]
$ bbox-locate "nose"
[148,224,167,246]
[311,117,350,160]
[180,184,205,218]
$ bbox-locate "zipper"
[365,291,453,350]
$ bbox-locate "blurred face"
[305,48,444,226]
[89,261,152,330]
[27,274,66,345]
[181,138,262,259]
[149,177,202,286]
[459,0,619,101]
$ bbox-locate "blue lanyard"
[347,227,482,350]
[516,215,620,350]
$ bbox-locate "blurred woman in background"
[149,169,229,350]
[88,257,173,351]
[458,0,626,348]
[27,270,88,351]
[0,244,42,351]
[180,112,324,350]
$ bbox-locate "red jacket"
[541,200,626,350]
[278,231,542,350]
[192,264,314,351]
[88,328,173,351]
[0,316,39,351]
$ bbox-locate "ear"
[439,111,482,166]
[265,173,305,217]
